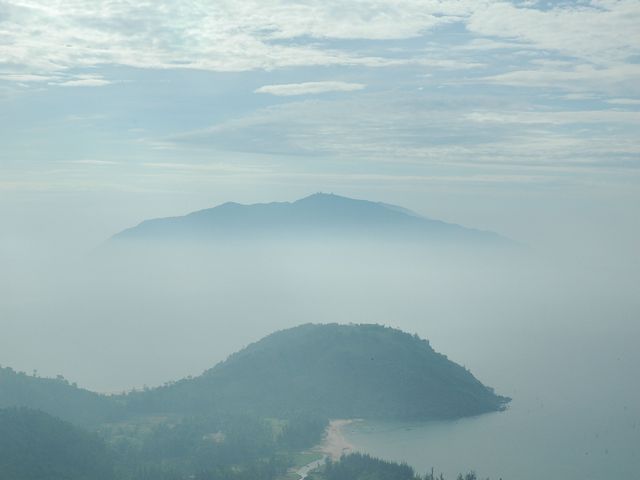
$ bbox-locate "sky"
[1,0,639,266]
[1,1,640,396]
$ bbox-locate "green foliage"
[0,325,504,480]
[0,366,121,426]
[279,414,328,449]
[0,324,508,427]
[107,413,323,480]
[127,324,508,420]
[322,453,416,480]
[318,454,486,480]
[0,407,114,480]
[0,408,490,480]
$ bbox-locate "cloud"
[607,98,640,106]
[67,160,119,166]
[458,2,640,95]
[0,0,638,102]
[1,0,638,192]
[0,0,466,79]
[0,73,55,82]
[166,92,640,171]
[467,1,640,64]
[54,75,112,87]
[255,81,365,96]
[477,63,640,95]
[142,162,269,174]
[465,110,640,126]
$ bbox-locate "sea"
[342,284,640,480]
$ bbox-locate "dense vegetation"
[1,325,507,424]
[0,324,508,479]
[108,413,326,480]
[127,324,508,419]
[320,453,415,480]
[0,409,492,480]
[315,454,486,480]
[0,366,120,426]
[0,408,114,480]
[0,407,327,480]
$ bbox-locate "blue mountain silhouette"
[111,193,511,246]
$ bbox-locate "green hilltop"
[2,324,508,423]
[0,324,509,480]
[126,323,509,419]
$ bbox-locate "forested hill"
[0,366,119,426]
[0,408,114,480]
[127,324,509,419]
[0,324,509,423]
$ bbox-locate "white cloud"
[142,162,268,174]
[0,73,55,82]
[166,92,640,171]
[607,98,640,106]
[1,0,638,185]
[54,74,111,87]
[67,159,119,165]
[255,81,366,96]
[467,1,640,64]
[0,0,468,78]
[465,110,640,125]
[0,0,638,99]
[478,63,640,95]
[460,1,640,96]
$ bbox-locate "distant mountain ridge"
[110,193,512,246]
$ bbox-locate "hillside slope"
[0,367,119,426]
[127,324,509,419]
[0,407,114,480]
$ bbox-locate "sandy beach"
[318,419,355,461]
[293,419,357,479]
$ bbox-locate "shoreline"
[293,419,357,479]
[317,419,356,461]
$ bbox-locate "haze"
[1,2,639,480]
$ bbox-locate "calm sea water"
[343,316,640,480]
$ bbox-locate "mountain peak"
[296,192,344,201]
[109,193,513,247]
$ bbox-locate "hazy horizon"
[1,2,639,480]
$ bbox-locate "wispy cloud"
[0,73,55,82]
[478,63,640,94]
[607,98,640,106]
[1,0,639,195]
[0,0,464,79]
[142,162,269,174]
[467,1,640,64]
[465,110,640,125]
[166,92,640,172]
[54,75,112,88]
[255,81,365,96]
[67,159,119,166]
[1,1,637,88]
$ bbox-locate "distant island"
[0,324,509,480]
[109,193,513,248]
